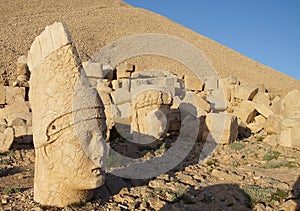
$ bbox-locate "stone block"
[234,84,259,101]
[279,118,300,149]
[5,112,32,126]
[254,102,273,118]
[0,124,7,133]
[270,96,282,115]
[116,62,134,79]
[5,86,25,105]
[13,126,33,137]
[110,89,132,105]
[120,79,130,91]
[116,103,131,119]
[255,115,266,125]
[0,127,14,153]
[130,78,149,91]
[184,75,203,91]
[264,115,283,135]
[204,76,219,91]
[0,118,6,125]
[167,109,181,132]
[97,91,112,106]
[237,119,251,138]
[0,100,30,119]
[102,64,114,80]
[233,100,257,123]
[203,113,238,144]
[16,55,29,77]
[247,122,263,133]
[0,85,5,105]
[82,61,113,80]
[207,89,227,112]
[111,80,120,90]
[220,78,234,102]
[281,89,300,118]
[10,118,26,126]
[96,79,112,93]
[183,91,211,117]
[252,93,270,106]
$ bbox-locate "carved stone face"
[27,22,107,207]
[44,125,105,190]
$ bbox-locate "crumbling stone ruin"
[0,22,300,207]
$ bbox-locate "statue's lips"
[91,168,102,176]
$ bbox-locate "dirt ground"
[1,133,300,210]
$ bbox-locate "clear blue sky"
[124,0,300,80]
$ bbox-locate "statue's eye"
[52,125,56,130]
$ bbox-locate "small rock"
[62,207,73,211]
[30,207,43,211]
[148,198,167,210]
[282,199,300,211]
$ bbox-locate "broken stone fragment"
[207,89,227,112]
[233,100,257,124]
[0,123,7,133]
[82,62,114,86]
[247,122,263,134]
[184,74,203,91]
[264,115,283,135]
[0,99,30,119]
[204,76,219,91]
[5,86,26,105]
[253,101,273,118]
[202,113,238,144]
[116,62,134,79]
[270,96,282,115]
[281,89,300,118]
[279,118,300,149]
[5,112,32,126]
[234,84,259,101]
[16,55,29,76]
[0,85,5,105]
[110,89,132,105]
[0,127,14,153]
[131,88,172,143]
[183,91,211,117]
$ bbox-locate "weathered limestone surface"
[264,115,283,135]
[28,22,107,207]
[116,62,134,79]
[0,127,14,153]
[0,85,5,105]
[233,101,257,124]
[203,113,238,144]
[279,118,300,149]
[131,89,172,143]
[234,84,258,101]
[184,75,203,91]
[281,89,300,118]
[5,86,25,105]
[183,91,211,117]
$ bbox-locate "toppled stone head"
[28,22,107,207]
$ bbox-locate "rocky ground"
[1,132,300,210]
